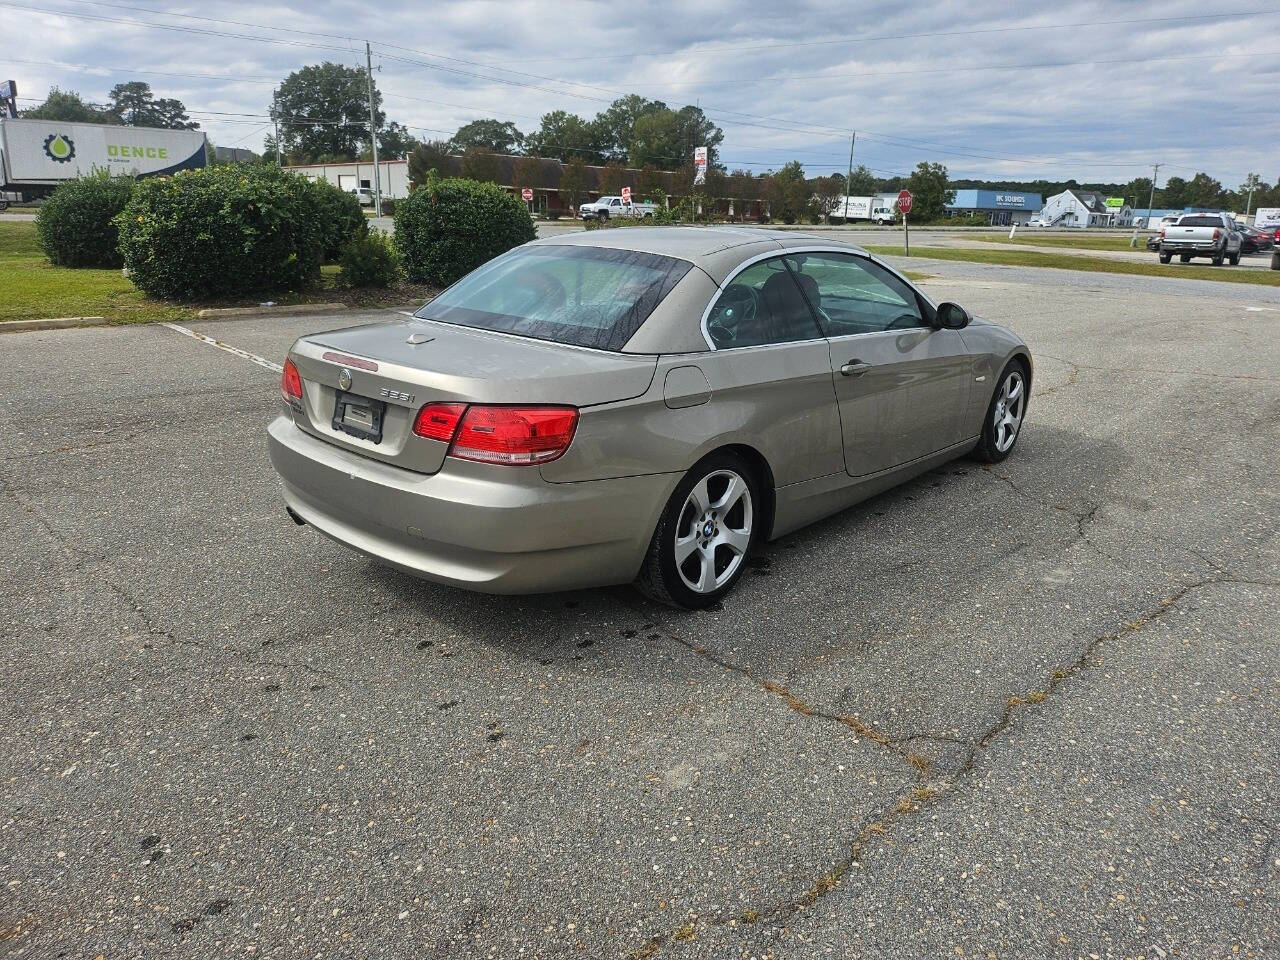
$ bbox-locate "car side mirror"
[935,301,972,330]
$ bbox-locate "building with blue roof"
[944,189,1043,226]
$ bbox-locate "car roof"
[530,225,866,266]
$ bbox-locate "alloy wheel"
[673,469,753,594]
[992,369,1026,453]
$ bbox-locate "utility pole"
[1245,174,1257,219]
[1130,162,1160,247]
[272,88,281,168]
[365,41,382,217]
[844,130,857,222]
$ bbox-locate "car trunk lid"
[287,318,657,475]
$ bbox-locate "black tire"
[1159,251,1172,264]
[1228,251,1240,266]
[598,210,609,221]
[636,451,761,609]
[972,359,1029,464]
[1272,250,1280,271]
[1180,253,1192,263]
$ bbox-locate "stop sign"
[521,187,533,202]
[897,189,913,214]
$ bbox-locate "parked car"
[1158,213,1242,265]
[268,228,1032,608]
[579,196,658,220]
[1145,233,1162,251]
[349,187,375,206]
[1237,226,1274,255]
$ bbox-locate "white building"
[286,159,411,200]
[1036,189,1133,228]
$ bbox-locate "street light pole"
[365,41,382,217]
[272,88,281,168]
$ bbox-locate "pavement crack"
[631,574,1277,957]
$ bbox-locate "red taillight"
[281,357,302,400]
[413,403,578,465]
[453,406,578,465]
[1212,229,1220,241]
[412,402,466,441]
[1159,229,1165,239]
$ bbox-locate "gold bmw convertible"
[269,227,1031,608]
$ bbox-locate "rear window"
[1177,216,1223,227]
[417,244,692,351]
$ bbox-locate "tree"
[629,108,683,169]
[107,82,197,129]
[598,161,629,196]
[905,161,954,221]
[274,62,382,162]
[1182,172,1224,210]
[524,110,603,164]
[672,104,723,170]
[845,164,878,196]
[559,155,589,210]
[460,147,500,184]
[638,164,668,205]
[810,175,844,222]
[378,122,418,160]
[513,155,542,200]
[449,118,523,155]
[1161,176,1188,209]
[764,161,810,224]
[23,87,115,124]
[594,95,666,163]
[407,141,454,186]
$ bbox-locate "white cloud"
[8,0,1278,186]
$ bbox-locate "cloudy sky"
[9,0,1278,187]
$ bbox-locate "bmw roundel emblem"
[338,368,352,390]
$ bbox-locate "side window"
[791,253,925,335]
[706,257,822,349]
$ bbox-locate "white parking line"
[159,322,282,373]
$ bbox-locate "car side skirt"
[770,437,980,540]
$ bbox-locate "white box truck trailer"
[0,118,207,201]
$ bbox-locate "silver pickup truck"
[1158,213,1242,265]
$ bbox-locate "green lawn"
[0,222,431,324]
[863,243,1280,287]
[0,222,195,324]
[977,233,1155,252]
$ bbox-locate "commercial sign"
[621,185,631,203]
[995,194,1027,206]
[693,146,707,186]
[0,118,206,185]
[1105,196,1125,208]
[0,80,15,119]
[1253,207,1280,231]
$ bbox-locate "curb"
[0,316,105,333]
[197,302,348,320]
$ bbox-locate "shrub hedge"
[394,176,535,286]
[116,166,327,301]
[339,231,402,287]
[36,173,136,268]
[309,178,367,261]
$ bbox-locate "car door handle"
[840,360,872,377]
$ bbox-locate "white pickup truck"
[1157,213,1242,266]
[579,196,658,220]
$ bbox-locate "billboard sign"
[0,118,206,185]
[1253,207,1280,231]
[693,146,707,186]
[1105,196,1125,208]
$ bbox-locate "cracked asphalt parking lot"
[1,257,1278,959]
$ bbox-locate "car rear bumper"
[267,416,675,594]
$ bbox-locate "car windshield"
[416,244,692,351]
[1178,216,1221,227]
